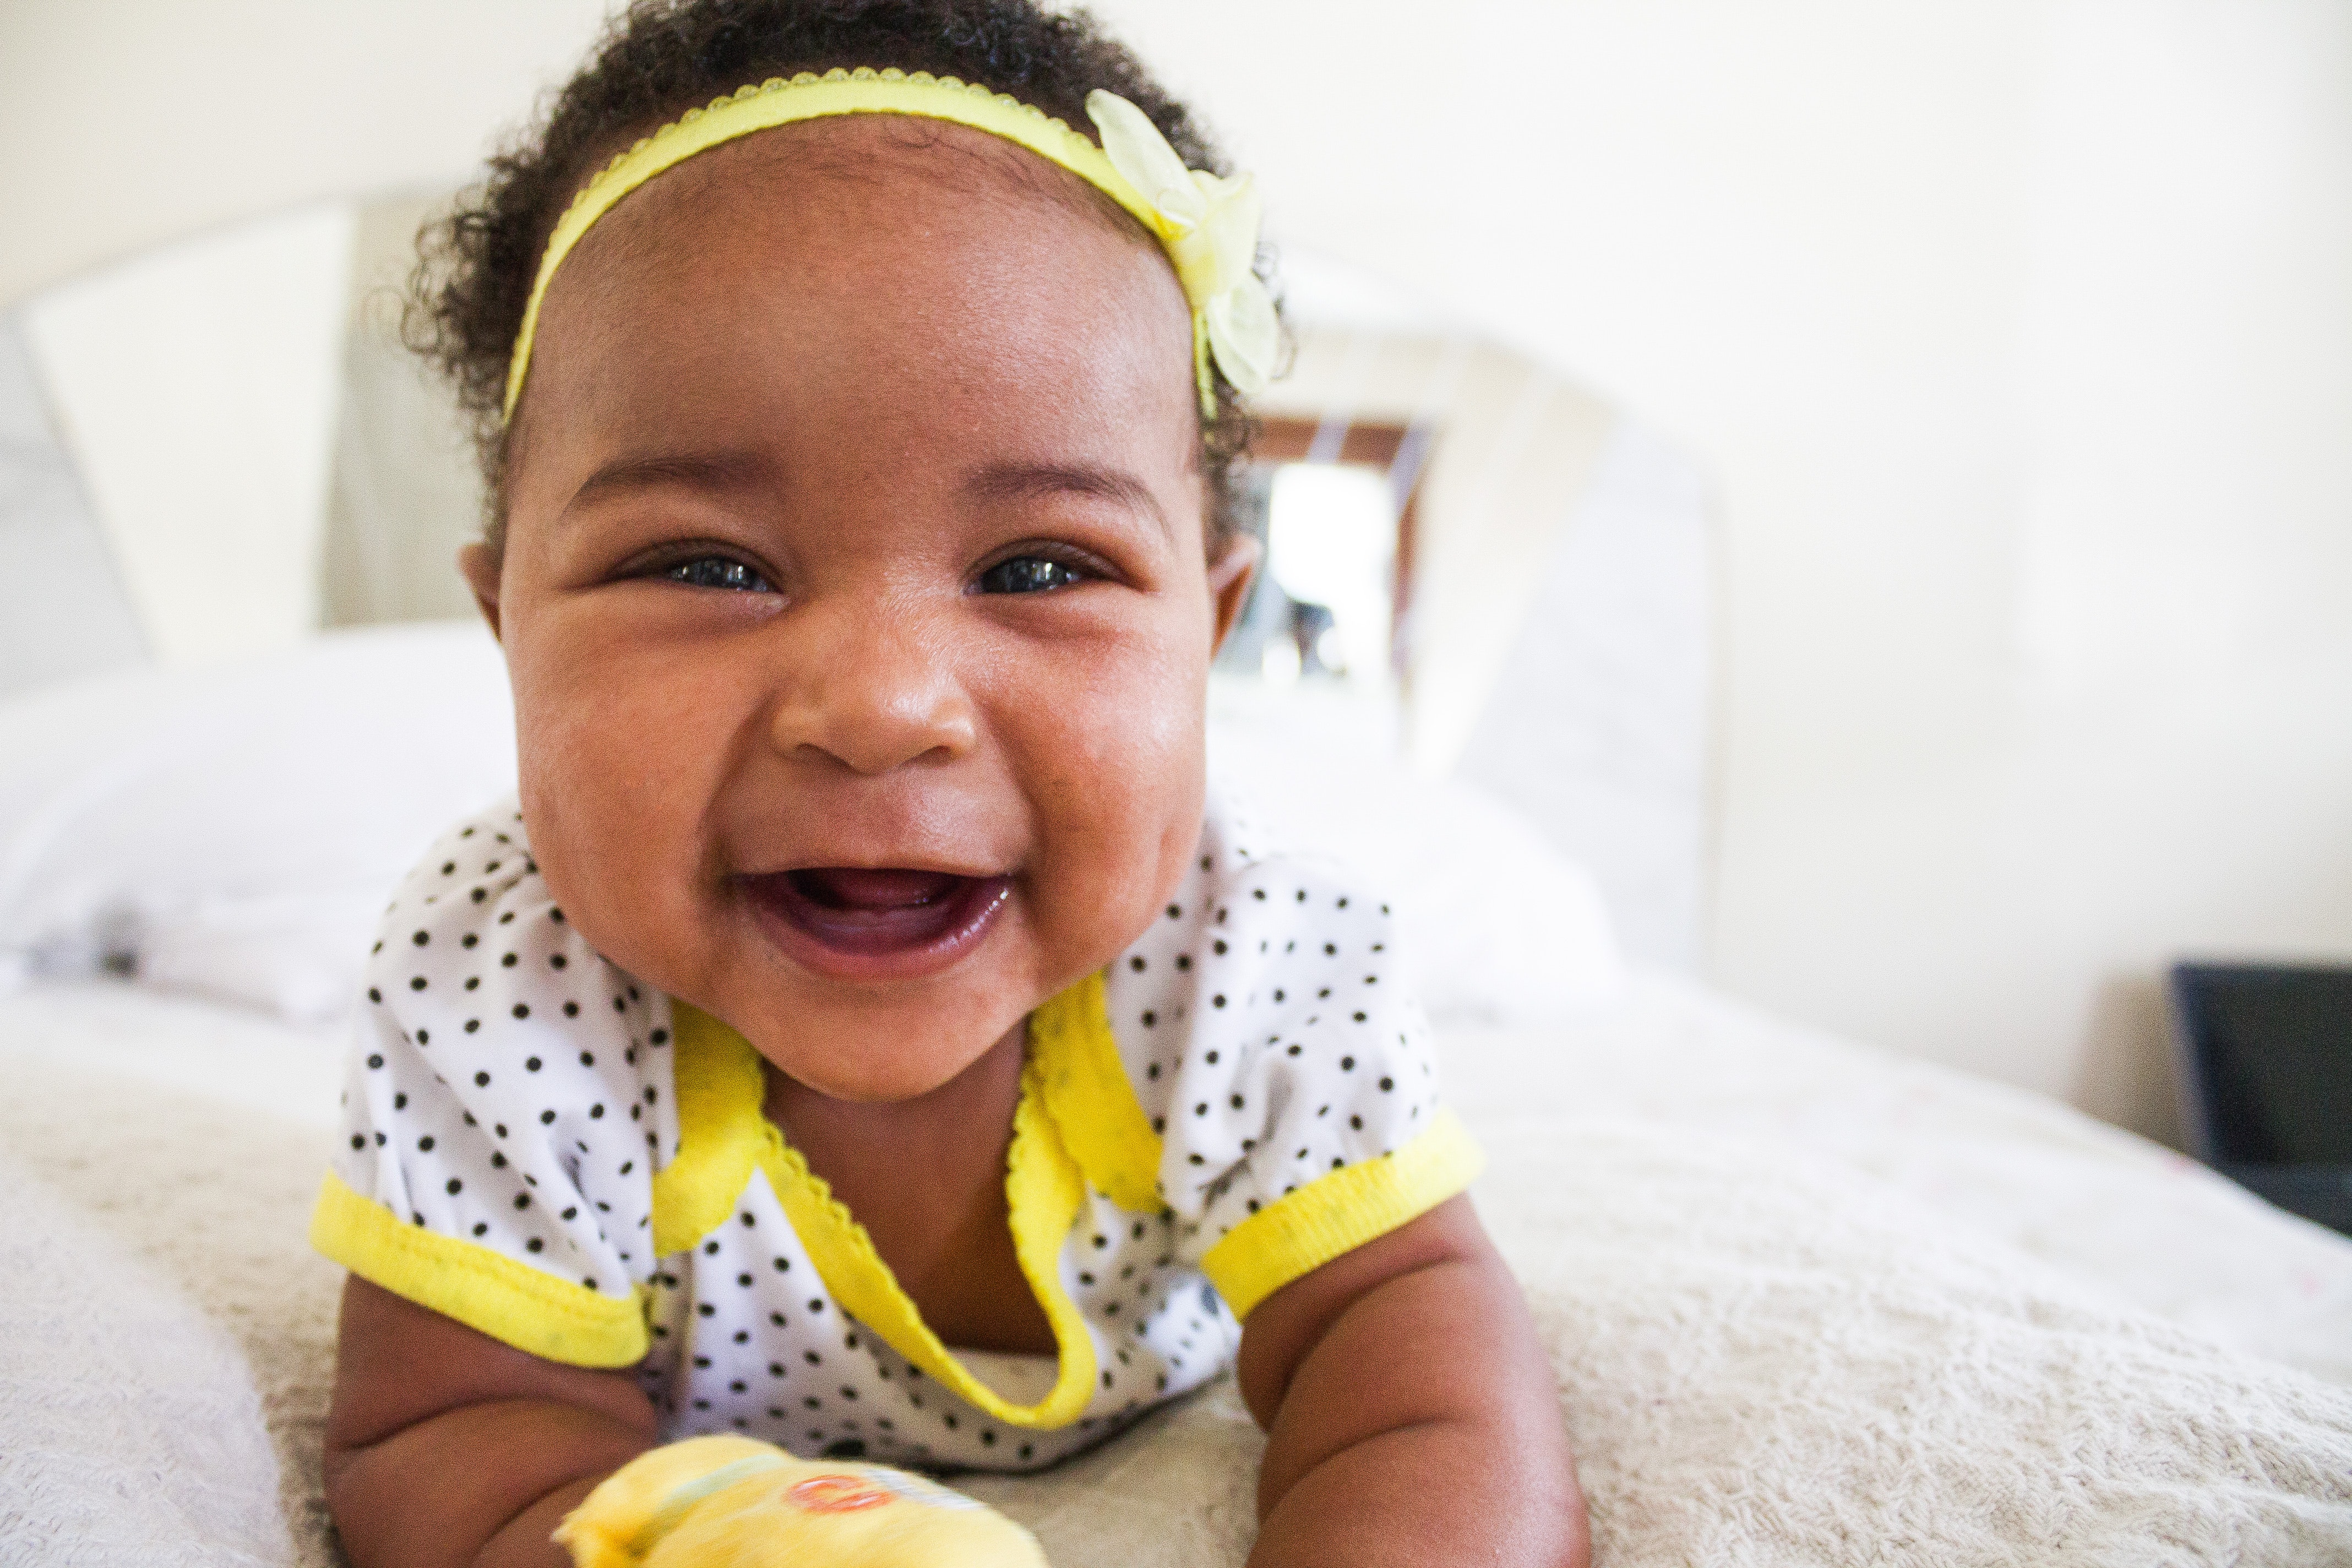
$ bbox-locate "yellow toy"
[555,1435,1049,1568]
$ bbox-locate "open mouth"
[740,867,1013,978]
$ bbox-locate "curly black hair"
[408,0,1266,558]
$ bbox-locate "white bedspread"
[3,976,2348,1566]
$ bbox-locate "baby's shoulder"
[1081,795,1456,1257]
[358,800,674,1110]
[1103,796,1418,1107]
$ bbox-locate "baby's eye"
[977,556,1087,595]
[663,556,774,594]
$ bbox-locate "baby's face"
[476,120,1252,1102]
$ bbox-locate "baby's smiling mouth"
[739,866,1014,980]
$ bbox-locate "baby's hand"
[556,1435,1047,1568]
[1236,1195,1589,1568]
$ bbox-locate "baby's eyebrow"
[968,462,1168,540]
[567,451,765,511]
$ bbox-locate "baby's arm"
[324,1276,657,1568]
[1237,1195,1588,1568]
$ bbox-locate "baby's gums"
[463,116,1257,1107]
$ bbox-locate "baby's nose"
[764,607,977,774]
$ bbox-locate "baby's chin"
[720,973,1041,1104]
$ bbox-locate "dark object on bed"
[2169,961,2352,1238]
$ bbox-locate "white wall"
[6,0,2348,1140]
[0,0,612,306]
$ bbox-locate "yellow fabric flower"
[1086,90,1279,398]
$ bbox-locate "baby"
[314,3,1585,1565]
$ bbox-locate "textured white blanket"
[3,980,2349,1566]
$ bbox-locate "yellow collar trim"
[1027,971,1163,1212]
[657,989,1159,1431]
[502,67,1275,423]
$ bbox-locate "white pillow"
[0,622,514,1020]
[1207,687,1624,1025]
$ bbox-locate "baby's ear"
[457,542,504,643]
[1207,532,1261,656]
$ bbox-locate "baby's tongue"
[792,867,961,912]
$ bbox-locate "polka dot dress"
[322,789,1463,1472]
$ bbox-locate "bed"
[7,966,2351,1565]
[1,625,2349,1567]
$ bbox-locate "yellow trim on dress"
[1200,1109,1485,1321]
[1028,971,1165,1212]
[665,1003,1101,1430]
[310,1169,649,1367]
[649,1007,768,1259]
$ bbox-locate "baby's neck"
[761,1019,1054,1354]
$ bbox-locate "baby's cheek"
[507,633,729,983]
[1017,645,1207,965]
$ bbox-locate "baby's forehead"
[505,114,1205,533]
[526,115,1193,399]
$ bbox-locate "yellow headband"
[502,67,1276,422]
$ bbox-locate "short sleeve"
[1106,814,1482,1320]
[311,802,682,1368]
